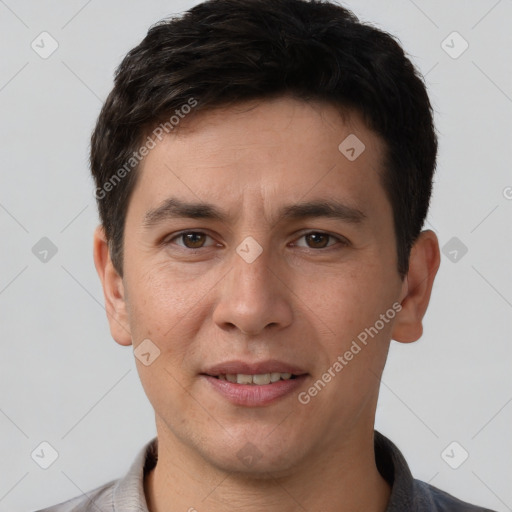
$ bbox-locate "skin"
[94,96,440,512]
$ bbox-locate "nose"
[212,244,294,337]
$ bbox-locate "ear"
[93,225,132,346]
[392,230,440,343]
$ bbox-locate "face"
[98,97,419,476]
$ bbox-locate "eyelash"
[163,230,349,251]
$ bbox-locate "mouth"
[201,372,308,407]
[203,372,303,385]
[200,360,309,406]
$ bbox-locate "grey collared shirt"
[35,431,496,511]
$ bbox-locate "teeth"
[253,373,271,385]
[237,374,253,385]
[218,372,294,385]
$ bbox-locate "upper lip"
[202,359,308,376]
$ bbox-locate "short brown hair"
[90,0,437,278]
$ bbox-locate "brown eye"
[166,231,215,249]
[180,232,207,248]
[291,231,349,250]
[304,232,331,249]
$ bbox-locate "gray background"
[1,1,511,511]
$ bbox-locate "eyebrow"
[142,197,366,228]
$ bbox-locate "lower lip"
[202,375,308,407]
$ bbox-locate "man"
[38,0,496,510]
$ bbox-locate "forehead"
[129,96,390,224]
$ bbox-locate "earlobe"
[391,230,441,344]
[93,225,132,346]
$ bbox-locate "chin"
[199,433,306,478]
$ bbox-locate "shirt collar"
[111,430,413,511]
[112,436,158,511]
[374,430,416,510]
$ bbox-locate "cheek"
[131,261,205,313]
[124,267,188,343]
[308,263,398,365]
[304,264,384,327]
[126,269,205,414]
[125,265,219,373]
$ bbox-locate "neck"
[144,422,391,512]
